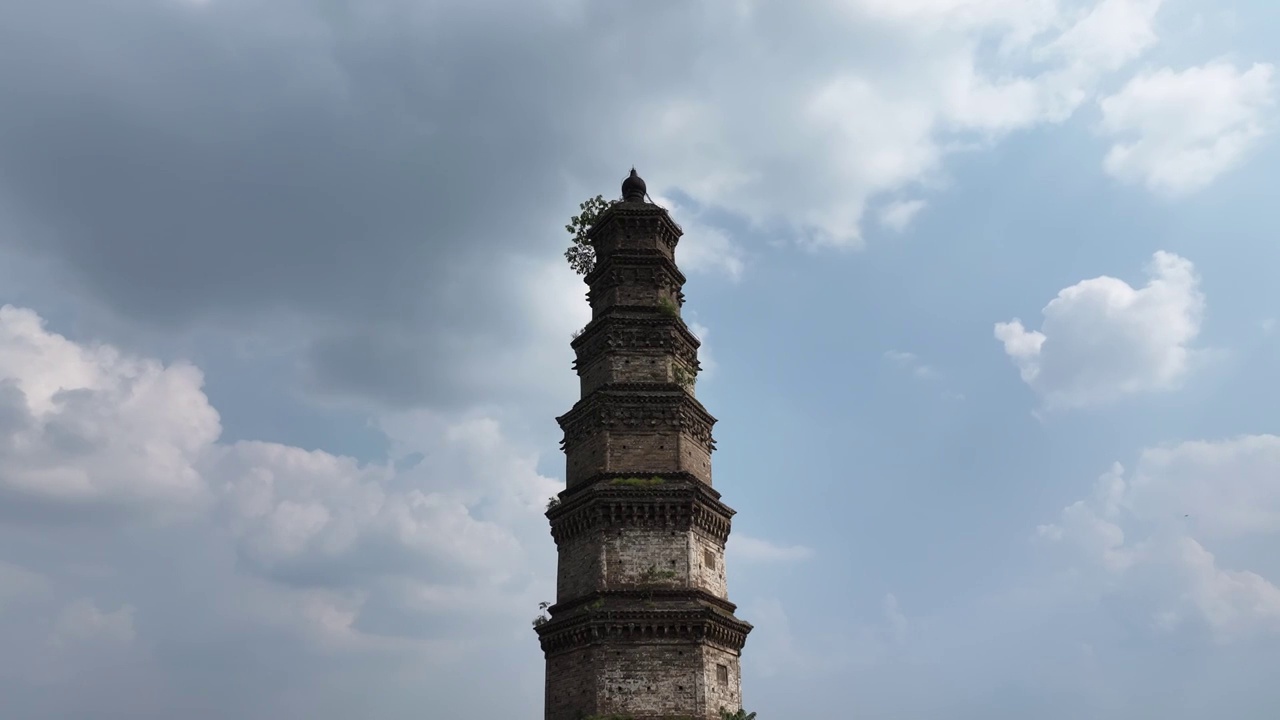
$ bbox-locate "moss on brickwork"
[673,365,696,390]
[639,564,678,583]
[609,476,665,487]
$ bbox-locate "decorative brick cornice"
[555,468,727,497]
[585,254,688,306]
[549,588,740,617]
[557,386,716,453]
[583,250,686,289]
[535,605,752,656]
[586,203,684,252]
[576,303,691,327]
[546,478,735,545]
[571,315,702,372]
[558,470,725,501]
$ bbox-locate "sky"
[0,0,1277,717]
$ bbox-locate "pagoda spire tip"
[621,168,647,202]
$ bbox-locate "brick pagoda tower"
[537,170,752,719]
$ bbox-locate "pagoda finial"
[621,168,647,202]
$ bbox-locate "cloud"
[1099,60,1276,195]
[0,0,1187,447]
[883,593,909,644]
[728,534,814,564]
[0,0,1172,417]
[885,350,966,400]
[51,599,137,648]
[884,349,938,379]
[740,596,864,680]
[686,321,718,381]
[995,251,1204,409]
[0,305,217,518]
[878,199,928,233]
[1040,0,1163,72]
[1038,435,1280,641]
[676,225,746,281]
[302,253,589,411]
[0,561,47,610]
[0,305,561,715]
[212,439,526,587]
[1125,435,1280,538]
[738,590,913,689]
[651,193,746,282]
[208,411,562,643]
[738,597,808,679]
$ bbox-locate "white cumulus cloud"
[0,305,218,515]
[643,0,1169,249]
[1039,435,1280,641]
[651,194,746,282]
[878,199,928,233]
[995,251,1203,409]
[1099,60,1276,195]
[0,304,560,650]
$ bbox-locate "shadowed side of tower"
[536,170,751,720]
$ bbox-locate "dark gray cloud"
[0,0,1133,410]
[0,0,647,407]
[0,0,565,317]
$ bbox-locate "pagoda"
[536,170,752,719]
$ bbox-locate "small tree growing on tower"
[564,194,618,276]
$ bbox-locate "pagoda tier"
[541,170,750,720]
[556,386,716,488]
[571,313,703,398]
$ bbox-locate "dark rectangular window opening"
[717,663,729,684]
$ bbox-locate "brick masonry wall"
[556,532,603,599]
[591,281,680,315]
[592,227,676,266]
[689,528,728,599]
[556,524,727,602]
[579,354,672,395]
[545,642,742,720]
[602,527,688,588]
[565,428,712,488]
[610,436,680,477]
[544,647,599,720]
[595,643,706,718]
[577,352,698,395]
[676,432,713,486]
[565,433,608,488]
[701,645,744,715]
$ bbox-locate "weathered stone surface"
[557,389,716,488]
[572,316,702,397]
[585,202,683,267]
[548,480,733,600]
[543,176,749,720]
[585,254,687,315]
[542,642,744,720]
